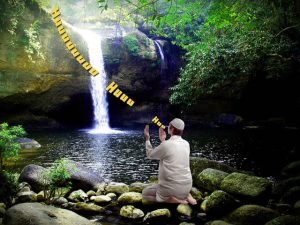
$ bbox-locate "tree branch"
[275,23,300,37]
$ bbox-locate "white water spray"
[154,40,167,70]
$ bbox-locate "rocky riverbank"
[1,158,300,225]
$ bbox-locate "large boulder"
[18,164,47,192]
[2,203,94,225]
[16,138,41,149]
[265,215,300,225]
[200,190,237,215]
[190,157,237,180]
[196,168,229,191]
[220,172,271,200]
[66,160,104,191]
[120,205,144,219]
[224,205,278,225]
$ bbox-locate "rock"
[179,223,196,225]
[65,160,104,191]
[68,190,88,202]
[273,203,292,214]
[2,202,94,225]
[0,204,5,217]
[190,157,237,181]
[86,190,96,197]
[51,197,68,205]
[106,182,129,194]
[224,205,278,225]
[90,195,111,203]
[220,172,271,199]
[36,191,47,202]
[18,165,47,192]
[16,191,37,203]
[281,161,300,177]
[148,176,159,183]
[143,208,171,222]
[190,187,203,201]
[17,182,31,192]
[16,138,41,149]
[95,183,106,195]
[272,176,300,197]
[196,168,229,191]
[294,200,300,214]
[106,193,117,199]
[265,215,300,225]
[118,192,143,204]
[129,182,151,193]
[279,186,300,204]
[73,202,104,214]
[18,186,31,193]
[177,204,193,217]
[120,205,144,219]
[200,190,236,214]
[209,220,233,225]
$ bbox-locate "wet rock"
[86,190,96,198]
[196,168,229,191]
[18,165,47,192]
[95,183,106,195]
[220,172,271,199]
[2,202,94,225]
[177,204,193,216]
[143,208,171,222]
[281,161,300,178]
[265,215,300,225]
[106,193,117,199]
[224,205,278,225]
[179,223,195,225]
[105,182,129,194]
[200,190,236,214]
[120,205,144,219]
[90,195,111,203]
[190,187,203,202]
[129,182,151,193]
[73,202,104,214]
[16,138,41,149]
[117,192,143,204]
[190,157,237,180]
[272,176,300,197]
[68,190,88,202]
[51,197,68,205]
[16,191,37,203]
[279,186,300,204]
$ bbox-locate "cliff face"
[0,2,180,128]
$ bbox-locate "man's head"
[168,118,185,136]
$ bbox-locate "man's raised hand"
[159,127,166,142]
[144,125,150,141]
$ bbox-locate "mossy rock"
[190,187,203,202]
[279,186,300,204]
[209,220,233,225]
[281,161,300,178]
[117,192,143,204]
[105,182,129,195]
[196,168,228,191]
[120,205,144,219]
[220,172,271,199]
[143,208,171,222]
[200,190,236,214]
[90,195,111,204]
[177,204,193,217]
[129,182,151,193]
[272,176,300,197]
[86,190,96,197]
[224,205,278,225]
[73,202,104,215]
[68,190,88,202]
[265,215,300,225]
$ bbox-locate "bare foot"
[166,196,188,204]
[187,193,197,205]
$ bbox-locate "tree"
[0,123,26,171]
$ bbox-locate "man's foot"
[187,193,197,205]
[166,196,188,204]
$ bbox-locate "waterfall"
[154,40,167,70]
[63,21,116,134]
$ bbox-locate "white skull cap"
[170,118,185,130]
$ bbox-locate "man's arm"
[144,125,167,160]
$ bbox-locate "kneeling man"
[142,118,196,204]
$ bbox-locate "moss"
[123,35,139,56]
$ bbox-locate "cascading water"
[63,21,118,134]
[154,40,167,71]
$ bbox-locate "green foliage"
[42,159,76,204]
[0,123,26,171]
[0,171,19,205]
[123,35,140,56]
